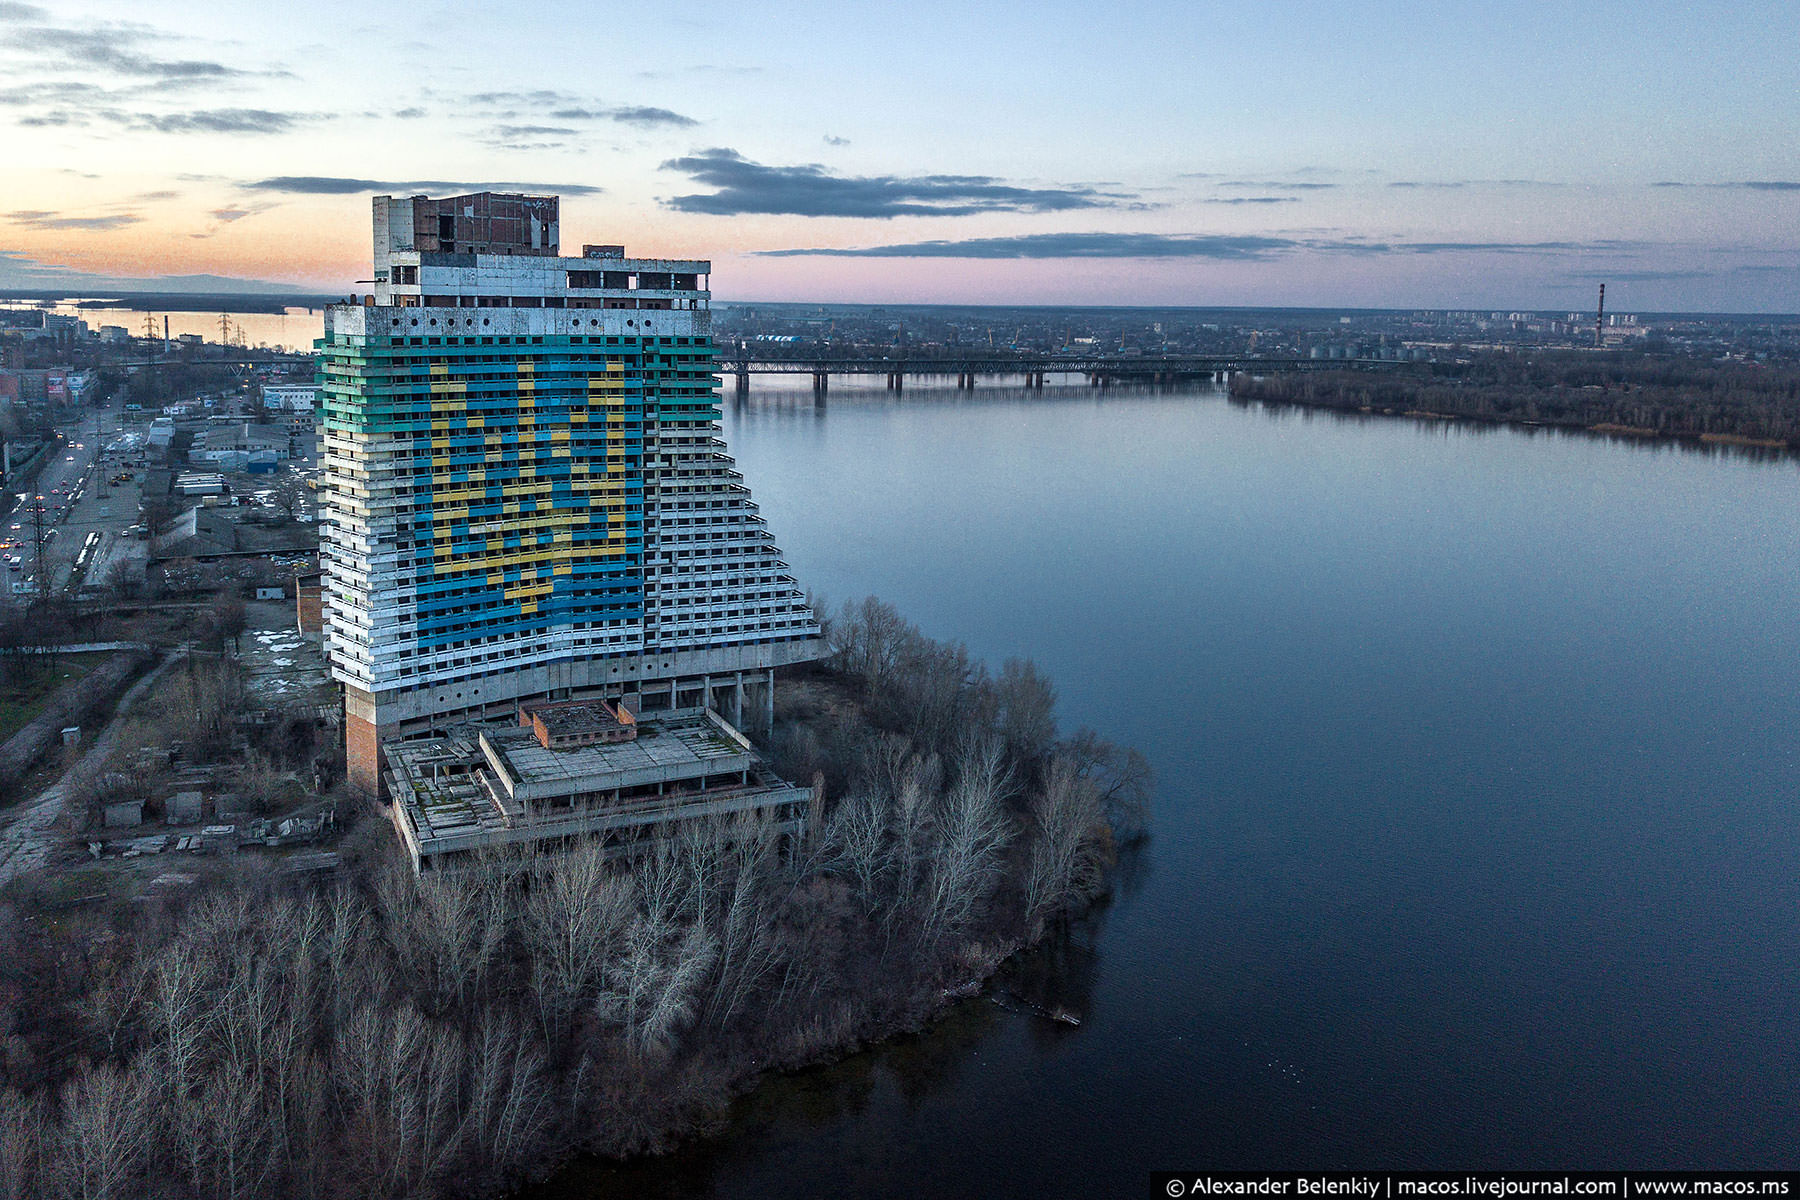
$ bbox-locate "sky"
[2,0,1797,311]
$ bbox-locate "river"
[540,376,1800,1193]
[0,298,326,352]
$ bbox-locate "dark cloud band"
[661,148,1135,217]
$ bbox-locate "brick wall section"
[296,584,323,635]
[345,712,384,799]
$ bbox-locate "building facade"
[318,193,821,796]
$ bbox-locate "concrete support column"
[812,371,828,395]
[764,667,775,736]
[734,368,749,396]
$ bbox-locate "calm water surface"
[548,378,1800,1194]
[0,299,324,351]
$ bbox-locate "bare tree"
[826,791,890,911]
[0,1089,43,1200]
[522,842,633,1046]
[49,1062,148,1200]
[1023,754,1111,935]
[916,737,1014,952]
[995,657,1058,766]
[377,857,510,1016]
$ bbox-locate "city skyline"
[3,0,1797,311]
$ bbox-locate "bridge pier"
[812,371,828,396]
[734,368,749,397]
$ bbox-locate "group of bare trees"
[0,596,1149,1199]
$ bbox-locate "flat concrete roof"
[483,709,753,805]
[384,707,804,870]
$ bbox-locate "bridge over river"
[716,354,1409,394]
[115,351,1409,396]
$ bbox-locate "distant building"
[194,422,287,461]
[260,385,317,412]
[173,472,226,497]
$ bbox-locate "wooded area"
[0,597,1148,1199]
[1230,355,1800,448]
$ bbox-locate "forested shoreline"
[0,598,1148,1199]
[1229,354,1800,450]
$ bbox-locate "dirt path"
[0,652,178,884]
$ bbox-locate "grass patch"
[0,652,111,744]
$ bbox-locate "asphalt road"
[4,399,144,596]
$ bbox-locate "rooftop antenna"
[1594,283,1605,349]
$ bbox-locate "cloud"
[823,135,850,146]
[140,108,303,134]
[469,89,573,106]
[755,232,1300,259]
[0,248,308,293]
[10,24,248,85]
[209,207,254,222]
[466,93,697,127]
[1394,240,1639,254]
[661,148,1134,217]
[1203,196,1299,205]
[6,209,143,231]
[1387,179,1561,189]
[1568,269,1714,282]
[1653,180,1800,191]
[604,106,697,128]
[243,176,604,196]
[0,3,46,19]
[1218,180,1338,191]
[490,123,577,138]
[755,232,1650,260]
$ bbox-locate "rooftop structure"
[385,706,807,872]
[519,697,636,748]
[319,192,822,796]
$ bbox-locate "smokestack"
[1595,283,1605,349]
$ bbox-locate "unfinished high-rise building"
[318,193,821,799]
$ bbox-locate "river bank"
[1229,356,1800,456]
[0,597,1149,1199]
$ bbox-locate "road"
[0,650,176,884]
[3,398,145,598]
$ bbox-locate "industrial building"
[318,193,822,802]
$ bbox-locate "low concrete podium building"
[385,700,808,872]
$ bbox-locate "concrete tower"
[318,194,821,796]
